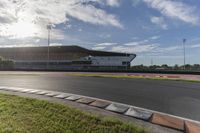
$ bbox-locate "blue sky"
[0,0,200,66]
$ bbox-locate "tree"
[174,64,179,70]
[185,64,191,70]
[161,64,169,69]
[0,57,14,69]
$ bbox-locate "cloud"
[110,40,200,64]
[93,42,117,50]
[111,41,157,53]
[141,25,151,30]
[149,35,160,40]
[111,44,156,53]
[64,24,72,29]
[0,42,63,47]
[50,43,63,46]
[189,44,200,48]
[132,37,139,40]
[98,33,111,38]
[0,43,35,48]
[78,28,83,32]
[153,43,200,55]
[144,0,199,25]
[0,0,123,39]
[35,39,40,43]
[97,42,117,46]
[91,0,121,7]
[66,3,123,28]
[106,0,121,7]
[132,0,141,7]
[152,46,182,56]
[150,16,167,29]
[123,40,149,46]
[92,46,106,50]
[111,41,182,55]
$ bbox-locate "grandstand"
[0,45,136,70]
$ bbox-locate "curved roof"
[0,45,136,61]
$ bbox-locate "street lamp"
[150,43,154,67]
[151,58,153,66]
[47,24,52,69]
[126,52,128,71]
[183,38,186,70]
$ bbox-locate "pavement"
[0,71,200,122]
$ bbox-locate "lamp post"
[151,58,153,66]
[126,52,128,71]
[183,38,186,70]
[47,24,52,69]
[151,43,154,67]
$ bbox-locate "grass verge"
[66,73,200,83]
[0,93,148,133]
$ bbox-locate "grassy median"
[66,73,200,83]
[0,93,148,133]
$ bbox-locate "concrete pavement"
[0,71,200,121]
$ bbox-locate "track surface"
[0,72,200,121]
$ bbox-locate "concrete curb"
[0,86,199,133]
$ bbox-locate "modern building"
[0,45,136,70]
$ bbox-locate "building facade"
[0,46,136,70]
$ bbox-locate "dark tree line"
[131,64,200,71]
[0,57,14,69]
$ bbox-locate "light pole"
[151,58,153,66]
[151,43,154,67]
[47,24,52,69]
[126,52,128,71]
[183,38,186,70]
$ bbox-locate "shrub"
[0,57,14,69]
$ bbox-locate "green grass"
[0,93,148,133]
[66,73,200,83]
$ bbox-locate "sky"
[0,0,200,66]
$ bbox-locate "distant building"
[0,45,136,70]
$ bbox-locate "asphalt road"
[0,72,200,121]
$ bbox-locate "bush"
[0,57,14,69]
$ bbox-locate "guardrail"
[0,68,200,75]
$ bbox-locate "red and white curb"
[0,86,199,133]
